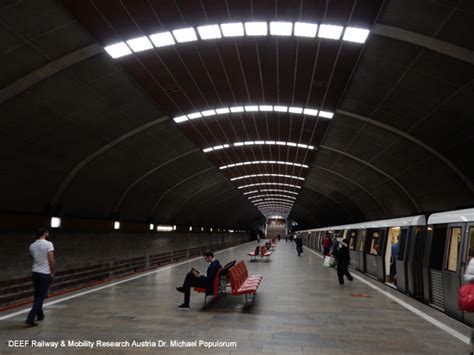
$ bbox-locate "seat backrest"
[261,245,267,255]
[228,261,244,292]
[211,268,222,296]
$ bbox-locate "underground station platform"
[0,0,473,354]
[0,241,470,354]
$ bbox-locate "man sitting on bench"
[176,250,221,309]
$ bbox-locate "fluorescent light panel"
[126,36,153,52]
[220,161,308,169]
[104,42,132,58]
[294,22,318,38]
[343,27,370,43]
[197,24,222,39]
[270,21,293,36]
[238,183,302,189]
[106,24,369,60]
[172,27,198,43]
[245,22,268,36]
[203,140,314,152]
[318,24,343,39]
[149,31,175,47]
[220,22,245,37]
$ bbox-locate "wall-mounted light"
[50,217,61,229]
[189,226,193,231]
[149,223,154,231]
[157,225,173,232]
[114,221,120,230]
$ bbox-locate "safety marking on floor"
[0,241,254,321]
[304,246,470,345]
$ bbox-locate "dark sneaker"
[176,287,185,293]
[37,315,44,321]
[25,320,38,327]
[177,303,190,310]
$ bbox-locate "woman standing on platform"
[333,236,353,285]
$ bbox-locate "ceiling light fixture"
[270,21,293,36]
[231,174,305,181]
[172,27,198,43]
[220,161,308,169]
[220,22,245,37]
[244,22,268,36]
[294,22,318,38]
[104,42,132,58]
[343,27,370,43]
[197,24,222,39]
[126,36,153,52]
[318,24,343,40]
[149,31,176,47]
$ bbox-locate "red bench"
[193,268,222,306]
[247,245,272,261]
[228,261,263,304]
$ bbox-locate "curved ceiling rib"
[336,109,474,194]
[51,115,169,211]
[148,167,217,218]
[112,148,200,214]
[309,167,389,217]
[60,0,393,220]
[319,145,421,212]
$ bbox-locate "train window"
[358,230,366,252]
[349,231,357,250]
[429,225,447,270]
[369,231,380,255]
[397,229,408,261]
[445,227,462,272]
[468,227,474,261]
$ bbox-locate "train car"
[423,208,474,324]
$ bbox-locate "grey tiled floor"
[0,241,470,354]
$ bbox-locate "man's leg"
[345,267,353,281]
[337,269,344,284]
[178,272,205,306]
[36,275,52,320]
[26,273,41,324]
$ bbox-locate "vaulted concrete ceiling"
[0,0,472,230]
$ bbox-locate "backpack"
[459,283,474,312]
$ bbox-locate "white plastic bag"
[323,256,331,267]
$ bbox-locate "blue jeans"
[26,272,52,322]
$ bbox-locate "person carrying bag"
[460,257,474,354]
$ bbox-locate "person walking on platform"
[322,233,332,256]
[25,228,56,327]
[295,235,303,256]
[333,236,353,285]
[176,250,221,309]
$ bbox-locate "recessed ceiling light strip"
[203,140,315,153]
[238,182,302,189]
[231,174,305,181]
[174,104,334,123]
[104,23,369,59]
[220,161,308,170]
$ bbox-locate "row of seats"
[247,244,273,261]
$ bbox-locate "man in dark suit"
[176,250,221,309]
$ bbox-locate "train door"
[348,229,358,268]
[461,224,474,325]
[442,224,464,321]
[394,228,409,293]
[384,227,402,286]
[407,227,425,298]
[355,230,367,272]
[365,228,387,281]
[424,224,448,310]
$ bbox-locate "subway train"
[296,208,474,325]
